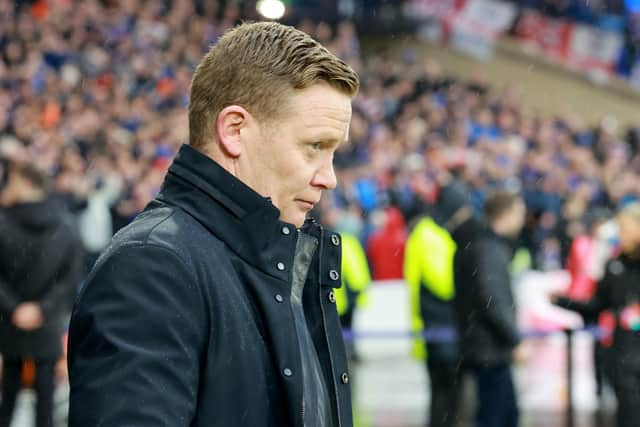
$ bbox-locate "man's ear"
[216,105,250,158]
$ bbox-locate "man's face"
[505,199,526,238]
[617,213,640,254]
[243,83,352,227]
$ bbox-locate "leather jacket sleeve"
[68,243,206,427]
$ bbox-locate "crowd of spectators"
[0,0,255,268]
[1,0,640,275]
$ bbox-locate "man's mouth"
[296,199,316,210]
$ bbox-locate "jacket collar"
[165,144,278,220]
[156,144,342,286]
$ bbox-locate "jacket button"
[331,234,340,246]
[329,270,340,281]
[328,291,336,303]
[281,226,291,235]
[275,294,284,303]
[340,372,349,384]
[283,368,293,377]
[277,262,285,271]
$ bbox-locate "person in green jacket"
[405,183,470,427]
[336,231,371,361]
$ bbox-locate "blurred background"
[2,0,640,426]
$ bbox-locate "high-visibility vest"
[404,217,456,360]
[511,247,532,276]
[335,233,371,316]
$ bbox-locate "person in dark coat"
[553,202,640,427]
[0,162,83,427]
[452,191,526,427]
[67,22,360,427]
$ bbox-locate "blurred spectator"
[76,158,122,273]
[564,208,612,398]
[0,161,83,427]
[453,191,527,427]
[566,208,613,301]
[404,182,469,427]
[554,202,640,427]
[367,206,407,281]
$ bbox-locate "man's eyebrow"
[308,134,344,145]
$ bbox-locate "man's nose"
[311,157,337,190]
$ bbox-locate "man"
[68,22,360,427]
[404,182,470,427]
[0,161,82,427]
[453,191,526,427]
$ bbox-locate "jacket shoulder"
[102,204,227,272]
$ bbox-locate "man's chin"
[280,213,306,228]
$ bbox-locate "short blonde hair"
[484,191,522,223]
[188,21,360,148]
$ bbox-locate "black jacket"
[452,219,520,366]
[556,255,640,370]
[68,144,352,427]
[0,198,83,360]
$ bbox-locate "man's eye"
[311,142,321,150]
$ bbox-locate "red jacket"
[367,207,407,280]
[565,234,616,346]
[566,235,597,301]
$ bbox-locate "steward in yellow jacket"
[404,181,470,427]
[335,232,371,361]
[404,217,457,361]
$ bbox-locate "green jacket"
[336,233,371,316]
[404,217,456,360]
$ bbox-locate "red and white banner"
[409,0,517,58]
[407,0,467,43]
[566,24,624,74]
[404,0,465,20]
[515,8,624,75]
[409,1,624,73]
[453,0,517,38]
[450,0,517,59]
[515,9,573,62]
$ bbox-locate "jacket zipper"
[295,230,305,427]
[318,226,342,427]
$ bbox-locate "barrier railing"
[343,326,606,427]
[342,325,604,342]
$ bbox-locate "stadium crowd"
[0,0,638,287]
[1,0,638,278]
